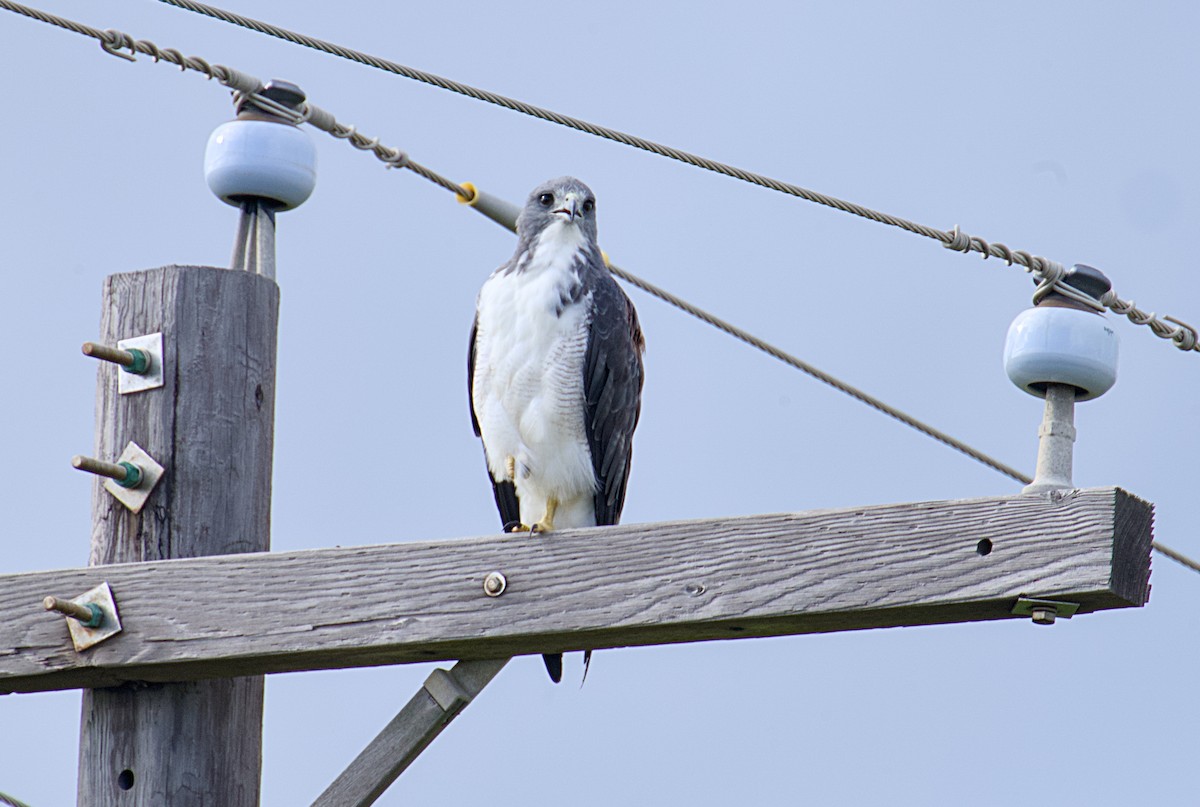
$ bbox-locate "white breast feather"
[473,222,598,529]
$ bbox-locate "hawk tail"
[542,652,563,684]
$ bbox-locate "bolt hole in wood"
[117,769,135,790]
[977,538,993,556]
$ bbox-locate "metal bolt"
[43,596,104,628]
[72,455,143,489]
[82,342,151,375]
[1031,606,1057,625]
[482,572,507,597]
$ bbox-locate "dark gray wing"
[468,315,522,530]
[468,315,482,437]
[583,275,645,526]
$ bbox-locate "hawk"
[468,176,645,683]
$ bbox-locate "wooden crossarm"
[0,486,1152,695]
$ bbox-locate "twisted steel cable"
[155,0,1200,354]
[1,0,1194,573]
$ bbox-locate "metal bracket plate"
[1012,597,1080,619]
[116,332,164,394]
[104,441,165,513]
[65,582,123,651]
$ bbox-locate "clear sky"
[2,1,1198,804]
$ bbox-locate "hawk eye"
[582,199,595,213]
[538,192,554,207]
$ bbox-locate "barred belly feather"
[472,224,598,530]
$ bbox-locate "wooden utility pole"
[75,265,278,806]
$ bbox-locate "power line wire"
[473,204,1037,485]
[0,1,462,198]
[0,0,1026,484]
[1151,540,1200,575]
[617,265,1032,482]
[152,0,1200,574]
[1,0,1195,575]
[155,0,1200,356]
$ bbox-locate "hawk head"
[516,176,598,245]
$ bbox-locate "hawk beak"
[554,194,581,221]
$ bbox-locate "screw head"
[1031,607,1057,625]
[483,571,507,597]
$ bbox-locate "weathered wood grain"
[1,487,1150,696]
[75,266,278,807]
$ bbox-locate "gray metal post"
[231,199,278,279]
[1023,382,1076,493]
[77,265,279,806]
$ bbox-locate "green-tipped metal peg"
[82,341,151,375]
[71,455,143,489]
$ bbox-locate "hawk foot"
[530,497,558,535]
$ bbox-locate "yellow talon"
[531,497,558,534]
[508,523,531,533]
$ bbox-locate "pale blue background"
[2,2,1198,804]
